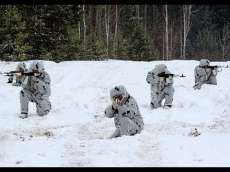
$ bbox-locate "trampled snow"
[0,60,230,167]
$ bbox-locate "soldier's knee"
[150,102,158,109]
[122,120,139,136]
[118,117,141,136]
[211,79,217,85]
[129,129,139,136]
[165,92,173,99]
[206,79,217,85]
[210,81,217,85]
[38,109,50,117]
[152,98,163,108]
[119,117,129,126]
[37,99,51,116]
[38,103,51,116]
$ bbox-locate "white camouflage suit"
[194,59,217,90]
[104,85,144,138]
[146,64,174,109]
[19,61,51,118]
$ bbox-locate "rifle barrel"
[158,73,186,77]
[208,65,230,68]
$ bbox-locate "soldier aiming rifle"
[194,59,230,90]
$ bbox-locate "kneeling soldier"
[146,64,174,109]
[193,59,218,90]
[19,61,51,119]
[105,85,144,138]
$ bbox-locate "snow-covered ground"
[0,59,230,167]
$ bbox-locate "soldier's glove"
[159,77,165,82]
[34,72,41,77]
[15,72,22,77]
[112,99,119,109]
[212,69,218,76]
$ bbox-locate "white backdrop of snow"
[0,60,230,167]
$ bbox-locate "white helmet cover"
[199,59,210,67]
[29,61,45,72]
[110,85,128,101]
[16,62,27,71]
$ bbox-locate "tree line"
[0,5,230,62]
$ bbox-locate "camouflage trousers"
[20,89,51,116]
[194,75,217,90]
[150,85,174,108]
[110,116,142,138]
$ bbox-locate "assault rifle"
[0,70,40,77]
[157,72,186,78]
[200,65,230,72]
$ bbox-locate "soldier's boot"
[19,112,28,119]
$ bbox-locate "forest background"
[1,5,230,62]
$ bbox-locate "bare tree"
[90,6,96,52]
[136,5,140,24]
[170,20,173,59]
[82,5,86,50]
[144,5,147,36]
[97,5,102,44]
[78,5,81,41]
[105,5,110,57]
[182,5,192,59]
[162,31,165,60]
[113,5,118,57]
[95,6,99,39]
[180,12,183,59]
[219,23,230,60]
[163,5,169,60]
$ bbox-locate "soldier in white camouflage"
[105,85,144,138]
[7,62,27,86]
[146,64,174,109]
[19,61,51,119]
[193,59,218,90]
